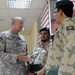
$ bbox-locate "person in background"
[0,17,32,75]
[28,27,52,75]
[35,0,75,75]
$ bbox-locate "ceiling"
[0,0,47,35]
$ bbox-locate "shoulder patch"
[66,26,75,30]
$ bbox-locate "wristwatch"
[34,72,37,75]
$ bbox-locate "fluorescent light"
[7,0,32,9]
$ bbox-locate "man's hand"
[17,53,33,62]
[27,56,34,64]
[42,44,50,52]
[37,66,46,75]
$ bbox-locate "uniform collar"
[62,17,71,23]
[9,30,20,39]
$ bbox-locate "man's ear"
[59,9,63,16]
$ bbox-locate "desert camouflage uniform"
[32,40,52,66]
[0,30,28,75]
[46,18,75,75]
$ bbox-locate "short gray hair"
[12,17,25,22]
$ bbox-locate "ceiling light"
[7,0,32,9]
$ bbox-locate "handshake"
[17,53,34,63]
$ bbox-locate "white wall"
[30,22,38,52]
[24,35,32,54]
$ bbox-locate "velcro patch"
[66,26,75,30]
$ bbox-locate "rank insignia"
[66,26,75,30]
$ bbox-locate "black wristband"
[34,72,37,75]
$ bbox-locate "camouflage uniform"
[0,30,28,75]
[32,40,52,66]
[46,18,75,75]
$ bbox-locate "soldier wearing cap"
[28,27,52,75]
[46,0,75,75]
[36,0,75,75]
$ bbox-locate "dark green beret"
[56,0,74,8]
[39,27,50,35]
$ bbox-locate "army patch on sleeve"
[66,26,75,30]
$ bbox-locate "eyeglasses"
[53,10,58,16]
[54,10,58,13]
[54,8,58,13]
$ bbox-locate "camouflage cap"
[39,27,50,35]
[55,0,74,8]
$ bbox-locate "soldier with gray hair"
[0,17,32,75]
[36,0,75,75]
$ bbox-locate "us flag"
[37,2,50,45]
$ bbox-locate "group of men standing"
[0,0,75,75]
